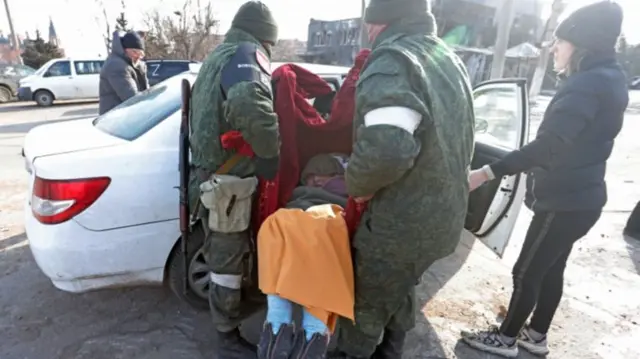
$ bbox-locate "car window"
[93,75,184,140]
[74,61,103,75]
[473,84,522,150]
[159,62,190,79]
[44,61,72,77]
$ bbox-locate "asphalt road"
[0,98,639,359]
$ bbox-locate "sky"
[0,0,638,58]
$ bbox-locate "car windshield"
[93,75,187,140]
[34,61,54,76]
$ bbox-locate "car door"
[39,60,78,99]
[73,60,103,98]
[465,79,530,258]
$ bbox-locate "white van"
[17,58,104,107]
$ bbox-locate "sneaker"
[460,325,518,358]
[518,326,550,356]
[257,323,296,359]
[290,331,330,359]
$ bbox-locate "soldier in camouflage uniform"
[188,1,280,357]
[334,0,475,358]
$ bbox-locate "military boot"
[215,328,258,359]
[370,329,406,359]
[290,331,330,359]
[257,323,296,359]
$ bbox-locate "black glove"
[254,156,279,180]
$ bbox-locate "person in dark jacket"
[98,31,149,115]
[461,1,628,358]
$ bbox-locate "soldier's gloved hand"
[255,156,279,180]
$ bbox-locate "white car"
[23,62,530,310]
[18,58,105,106]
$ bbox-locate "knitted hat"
[121,31,145,51]
[365,0,430,25]
[554,0,623,52]
[301,154,348,184]
[231,1,278,44]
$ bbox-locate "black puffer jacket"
[490,53,629,212]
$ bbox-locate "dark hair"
[566,47,589,76]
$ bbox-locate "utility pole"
[3,0,23,64]
[490,0,517,79]
[359,0,369,49]
[529,0,565,101]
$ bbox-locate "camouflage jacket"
[188,28,280,211]
[347,13,475,266]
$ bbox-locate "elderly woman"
[462,1,628,358]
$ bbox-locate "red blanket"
[221,50,371,236]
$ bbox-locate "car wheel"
[34,90,54,107]
[167,222,210,311]
[0,85,11,103]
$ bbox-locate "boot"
[371,329,406,359]
[257,323,296,359]
[290,331,330,359]
[215,328,258,359]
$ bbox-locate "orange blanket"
[257,204,354,332]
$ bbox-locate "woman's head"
[551,38,575,73]
[552,1,623,73]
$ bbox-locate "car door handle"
[500,187,513,193]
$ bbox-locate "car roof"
[187,61,349,77]
[145,59,198,63]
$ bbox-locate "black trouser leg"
[499,210,601,337]
[528,247,572,334]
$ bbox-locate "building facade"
[302,0,544,66]
[300,17,362,66]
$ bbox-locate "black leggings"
[500,210,601,337]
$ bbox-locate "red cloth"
[221,49,371,235]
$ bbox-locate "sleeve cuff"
[483,164,497,181]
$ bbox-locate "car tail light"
[32,176,111,225]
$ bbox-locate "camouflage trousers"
[335,213,439,358]
[203,215,266,332]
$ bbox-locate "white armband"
[363,106,422,134]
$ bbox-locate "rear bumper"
[17,87,33,101]
[25,207,178,293]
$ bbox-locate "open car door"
[465,79,530,258]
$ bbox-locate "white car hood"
[23,118,126,162]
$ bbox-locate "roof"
[272,62,349,75]
[506,42,540,59]
[188,62,350,76]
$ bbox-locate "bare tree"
[94,0,130,55]
[143,0,219,61]
[94,0,112,54]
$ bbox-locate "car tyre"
[167,222,210,311]
[0,85,12,103]
[34,90,54,107]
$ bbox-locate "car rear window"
[93,75,185,140]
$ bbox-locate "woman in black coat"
[461,1,629,358]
